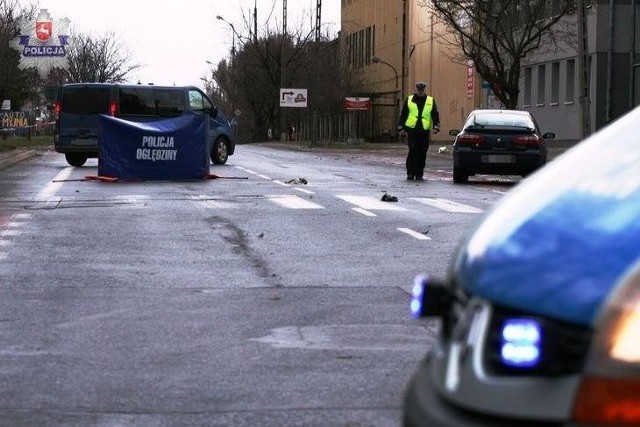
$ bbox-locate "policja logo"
[9,9,71,78]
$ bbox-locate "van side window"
[154,88,186,117]
[119,87,155,115]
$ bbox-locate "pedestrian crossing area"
[0,193,483,261]
[7,192,486,214]
[184,193,484,215]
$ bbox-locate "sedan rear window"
[467,113,534,129]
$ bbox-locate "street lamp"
[372,55,400,140]
[216,15,236,59]
[371,56,398,90]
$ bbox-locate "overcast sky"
[36,0,341,87]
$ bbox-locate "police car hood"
[454,106,640,327]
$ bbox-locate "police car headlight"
[572,262,640,425]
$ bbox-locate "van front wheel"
[211,137,229,165]
[65,153,88,167]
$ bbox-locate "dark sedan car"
[451,109,555,183]
[404,105,640,426]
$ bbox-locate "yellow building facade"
[342,0,479,141]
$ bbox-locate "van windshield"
[61,87,111,114]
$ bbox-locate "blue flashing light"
[410,299,422,318]
[410,275,427,318]
[500,318,542,368]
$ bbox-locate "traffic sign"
[280,88,308,108]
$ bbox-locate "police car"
[404,106,640,426]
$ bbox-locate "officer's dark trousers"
[406,130,430,178]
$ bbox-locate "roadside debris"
[285,177,308,185]
[437,146,450,154]
[381,191,398,202]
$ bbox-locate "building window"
[524,67,532,106]
[366,27,371,65]
[566,59,575,103]
[537,64,546,105]
[551,62,559,104]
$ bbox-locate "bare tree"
[0,0,39,109]
[64,30,140,83]
[205,3,350,142]
[208,21,344,142]
[426,0,577,108]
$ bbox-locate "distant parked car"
[450,109,555,183]
[403,105,640,426]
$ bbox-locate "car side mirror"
[449,129,459,137]
[206,105,218,118]
[543,132,555,140]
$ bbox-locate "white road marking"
[492,189,508,195]
[189,195,233,209]
[0,240,10,246]
[235,166,258,175]
[113,195,149,209]
[257,174,272,180]
[250,325,429,351]
[0,253,6,260]
[293,187,315,195]
[6,222,24,228]
[397,227,431,240]
[352,208,377,217]
[273,180,290,187]
[13,213,31,220]
[336,195,407,211]
[35,167,73,201]
[267,195,324,209]
[0,230,20,237]
[411,197,483,213]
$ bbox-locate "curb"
[0,150,39,171]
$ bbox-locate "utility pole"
[401,0,407,105]
[281,0,287,140]
[577,0,591,138]
[283,0,287,36]
[630,0,638,108]
[254,0,258,43]
[315,0,322,42]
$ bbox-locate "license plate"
[70,138,96,146]
[483,154,514,163]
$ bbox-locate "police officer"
[398,81,440,181]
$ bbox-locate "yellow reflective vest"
[404,95,434,130]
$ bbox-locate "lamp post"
[216,15,236,60]
[372,55,400,140]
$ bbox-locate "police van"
[53,83,236,167]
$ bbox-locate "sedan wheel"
[453,165,468,184]
[211,137,229,165]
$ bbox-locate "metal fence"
[0,121,55,140]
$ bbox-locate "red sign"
[344,97,371,111]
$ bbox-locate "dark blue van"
[54,83,236,167]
